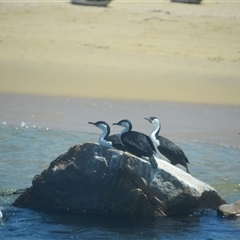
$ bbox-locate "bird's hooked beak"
[144,117,152,123]
[88,121,96,126]
[112,122,119,126]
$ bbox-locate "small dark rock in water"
[217,200,240,219]
[12,143,226,217]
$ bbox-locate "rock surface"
[13,143,226,217]
[217,200,240,219]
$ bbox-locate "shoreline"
[1,91,240,107]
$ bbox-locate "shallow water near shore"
[0,93,240,239]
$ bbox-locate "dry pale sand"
[0,0,240,105]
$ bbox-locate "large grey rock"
[13,143,226,217]
[217,201,240,219]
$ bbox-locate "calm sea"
[0,93,240,239]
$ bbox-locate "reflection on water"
[1,205,240,239]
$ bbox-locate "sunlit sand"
[0,0,240,105]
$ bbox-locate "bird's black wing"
[145,135,157,154]
[121,131,158,168]
[107,134,126,151]
[107,134,120,143]
[122,131,153,156]
[157,136,190,164]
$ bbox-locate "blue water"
[0,123,240,239]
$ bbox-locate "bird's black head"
[113,119,132,131]
[144,117,158,123]
[88,121,110,134]
[88,120,107,126]
[144,117,160,135]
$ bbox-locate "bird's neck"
[121,127,130,134]
[150,124,160,147]
[119,126,130,145]
[99,131,112,148]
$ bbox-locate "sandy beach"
[0,0,240,105]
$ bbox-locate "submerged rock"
[217,200,240,219]
[13,143,226,217]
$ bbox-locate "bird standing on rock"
[88,120,126,151]
[144,116,190,173]
[113,119,158,168]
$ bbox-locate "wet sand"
[0,0,240,105]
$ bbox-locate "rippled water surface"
[0,94,240,239]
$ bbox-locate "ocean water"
[0,93,240,239]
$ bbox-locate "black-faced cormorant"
[144,117,190,173]
[113,119,158,168]
[88,121,126,151]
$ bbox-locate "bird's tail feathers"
[149,155,158,168]
[185,164,190,174]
